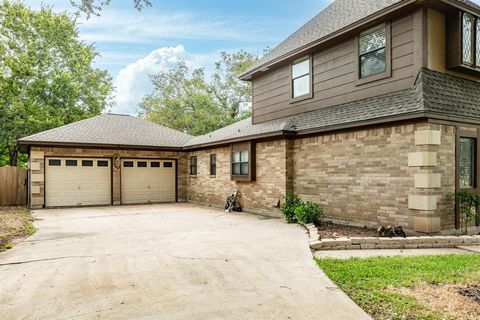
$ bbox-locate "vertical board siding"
[252,12,417,124]
[0,167,27,206]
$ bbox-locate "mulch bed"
[459,284,480,305]
[318,221,378,239]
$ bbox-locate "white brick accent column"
[409,129,442,233]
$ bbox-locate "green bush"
[280,192,302,223]
[456,190,480,234]
[294,201,324,224]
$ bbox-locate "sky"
[28,0,335,115]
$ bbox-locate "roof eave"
[18,140,185,151]
[239,0,419,81]
[182,130,293,150]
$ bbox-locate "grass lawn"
[0,207,35,251]
[317,254,480,320]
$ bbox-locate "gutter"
[17,140,184,152]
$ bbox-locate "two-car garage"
[44,157,176,207]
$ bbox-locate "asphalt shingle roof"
[18,113,193,148]
[242,0,480,78]
[186,68,480,147]
[18,69,480,149]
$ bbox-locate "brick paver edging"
[303,223,480,251]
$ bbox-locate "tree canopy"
[139,50,259,136]
[70,0,152,17]
[0,0,113,166]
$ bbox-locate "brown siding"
[252,11,419,124]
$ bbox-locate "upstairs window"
[291,57,311,100]
[462,13,474,65]
[359,25,387,78]
[448,11,480,73]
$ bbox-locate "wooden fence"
[0,166,28,206]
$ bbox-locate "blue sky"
[28,0,480,115]
[28,0,335,114]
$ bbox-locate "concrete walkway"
[0,204,370,320]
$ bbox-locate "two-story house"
[20,0,480,234]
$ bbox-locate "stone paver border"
[303,223,480,251]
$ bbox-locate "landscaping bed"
[318,221,377,239]
[0,207,35,251]
[317,254,480,320]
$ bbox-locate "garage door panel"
[45,158,111,207]
[121,159,176,204]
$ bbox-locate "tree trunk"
[9,145,18,167]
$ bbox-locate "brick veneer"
[293,122,456,232]
[29,146,187,208]
[28,121,459,233]
[187,140,290,216]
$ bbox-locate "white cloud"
[111,45,218,115]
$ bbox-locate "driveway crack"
[0,254,112,266]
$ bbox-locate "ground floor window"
[210,154,216,176]
[460,137,477,189]
[190,156,197,176]
[232,150,249,176]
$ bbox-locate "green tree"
[0,1,113,166]
[70,0,152,18]
[139,50,260,136]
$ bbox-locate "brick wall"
[29,146,187,208]
[293,122,456,232]
[187,140,289,216]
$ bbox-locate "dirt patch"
[0,207,35,250]
[394,283,480,320]
[318,222,377,239]
[459,283,480,305]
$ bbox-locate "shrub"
[280,192,302,223]
[456,190,480,234]
[294,201,324,224]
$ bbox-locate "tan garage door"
[45,158,112,207]
[121,159,176,204]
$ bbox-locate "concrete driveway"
[0,204,370,319]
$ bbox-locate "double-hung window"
[359,25,387,78]
[291,57,311,100]
[232,150,249,176]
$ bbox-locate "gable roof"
[185,68,480,148]
[240,0,480,80]
[18,113,193,149]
